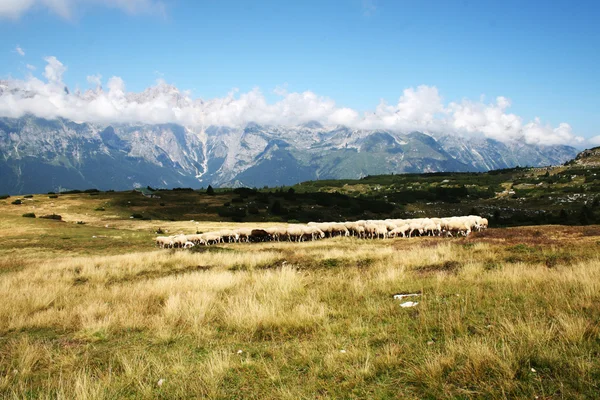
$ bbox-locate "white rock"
[393,293,420,300]
[400,301,419,308]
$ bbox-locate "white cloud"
[589,136,600,147]
[0,56,586,147]
[15,46,25,56]
[273,83,288,96]
[0,0,165,20]
[0,0,36,19]
[43,56,66,85]
[86,74,102,88]
[26,64,36,71]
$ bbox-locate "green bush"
[22,213,36,218]
[23,194,33,198]
[49,195,58,199]
[11,199,22,205]
[0,195,9,200]
[95,207,105,211]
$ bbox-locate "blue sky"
[0,0,599,141]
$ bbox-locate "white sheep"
[157,214,487,247]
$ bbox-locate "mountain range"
[0,115,578,194]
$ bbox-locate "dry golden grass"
[0,208,599,398]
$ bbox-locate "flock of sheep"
[155,215,488,248]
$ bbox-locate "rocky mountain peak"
[0,116,579,194]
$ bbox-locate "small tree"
[270,200,286,215]
[492,209,501,222]
[206,185,215,195]
[579,206,590,225]
[559,209,568,222]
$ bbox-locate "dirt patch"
[414,260,462,275]
[392,237,446,250]
[105,264,214,285]
[466,225,600,246]
[582,226,600,236]
[189,246,235,254]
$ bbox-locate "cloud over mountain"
[0,56,585,147]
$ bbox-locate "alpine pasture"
[0,187,599,399]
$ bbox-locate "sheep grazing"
[154,215,488,248]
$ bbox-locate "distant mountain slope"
[0,116,578,194]
[571,146,600,167]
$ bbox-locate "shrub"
[22,213,36,218]
[76,221,86,225]
[39,214,62,221]
[155,227,165,234]
[217,207,247,220]
[47,192,55,195]
[0,195,9,200]
[95,207,105,211]
[11,199,22,205]
[131,213,144,219]
[23,194,33,198]
[270,200,287,215]
[160,203,166,206]
[206,185,215,195]
[48,195,58,199]
[233,187,257,197]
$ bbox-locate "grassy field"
[0,192,599,399]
